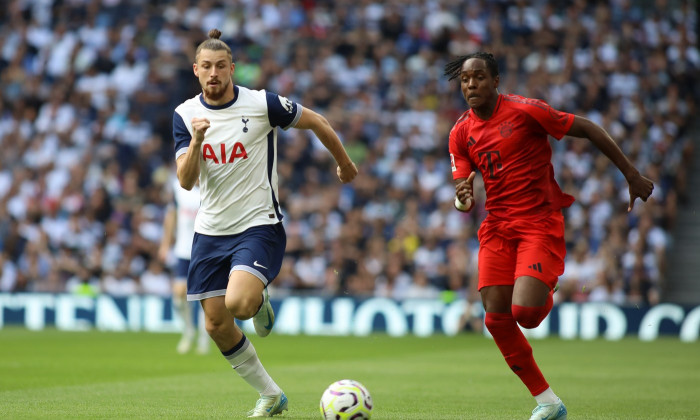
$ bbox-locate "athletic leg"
[511,275,553,329]
[224,270,266,320]
[481,285,551,397]
[508,214,567,419]
[201,295,286,415]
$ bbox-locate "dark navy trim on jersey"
[266,130,283,221]
[265,91,301,129]
[173,111,190,155]
[198,85,240,110]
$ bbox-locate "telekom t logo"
[478,150,502,178]
[202,142,248,164]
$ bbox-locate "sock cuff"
[222,336,256,367]
[484,312,514,322]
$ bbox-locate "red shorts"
[477,211,566,290]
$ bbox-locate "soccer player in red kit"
[445,52,654,420]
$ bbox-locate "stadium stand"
[0,0,697,306]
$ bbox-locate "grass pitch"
[1,328,698,419]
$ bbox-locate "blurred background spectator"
[0,0,696,308]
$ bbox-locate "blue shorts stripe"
[231,265,267,286]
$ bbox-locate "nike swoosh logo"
[253,261,268,269]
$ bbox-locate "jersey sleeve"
[173,111,191,159]
[265,91,302,130]
[449,124,473,180]
[520,98,574,140]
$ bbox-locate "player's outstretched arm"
[566,115,654,211]
[293,107,358,183]
[454,171,476,212]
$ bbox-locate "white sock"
[535,387,560,405]
[223,336,281,396]
[173,296,194,336]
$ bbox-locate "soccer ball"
[319,379,373,420]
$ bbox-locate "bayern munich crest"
[499,121,513,138]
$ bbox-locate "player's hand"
[627,173,654,212]
[455,172,476,211]
[337,161,358,183]
[191,117,211,145]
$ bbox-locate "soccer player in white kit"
[158,177,209,355]
[173,29,358,417]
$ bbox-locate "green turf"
[0,328,698,419]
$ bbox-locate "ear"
[193,63,198,77]
[493,74,500,89]
[230,62,235,74]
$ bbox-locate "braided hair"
[195,29,232,62]
[444,52,499,81]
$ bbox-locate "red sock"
[484,312,549,396]
[512,289,554,329]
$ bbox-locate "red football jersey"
[449,94,575,219]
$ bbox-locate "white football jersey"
[173,85,302,235]
[171,177,199,259]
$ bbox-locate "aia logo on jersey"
[202,142,248,164]
[499,121,513,138]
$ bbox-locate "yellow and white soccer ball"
[319,379,373,420]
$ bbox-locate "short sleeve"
[265,91,302,130]
[173,111,191,159]
[449,124,473,180]
[521,99,574,140]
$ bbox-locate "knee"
[224,294,259,320]
[204,314,226,338]
[512,305,546,329]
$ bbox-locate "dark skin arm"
[567,116,654,211]
[454,172,476,212]
[453,116,654,213]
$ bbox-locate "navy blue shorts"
[187,223,286,301]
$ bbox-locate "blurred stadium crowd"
[0,0,696,307]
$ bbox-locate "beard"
[202,77,230,101]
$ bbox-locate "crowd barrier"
[1,293,698,342]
